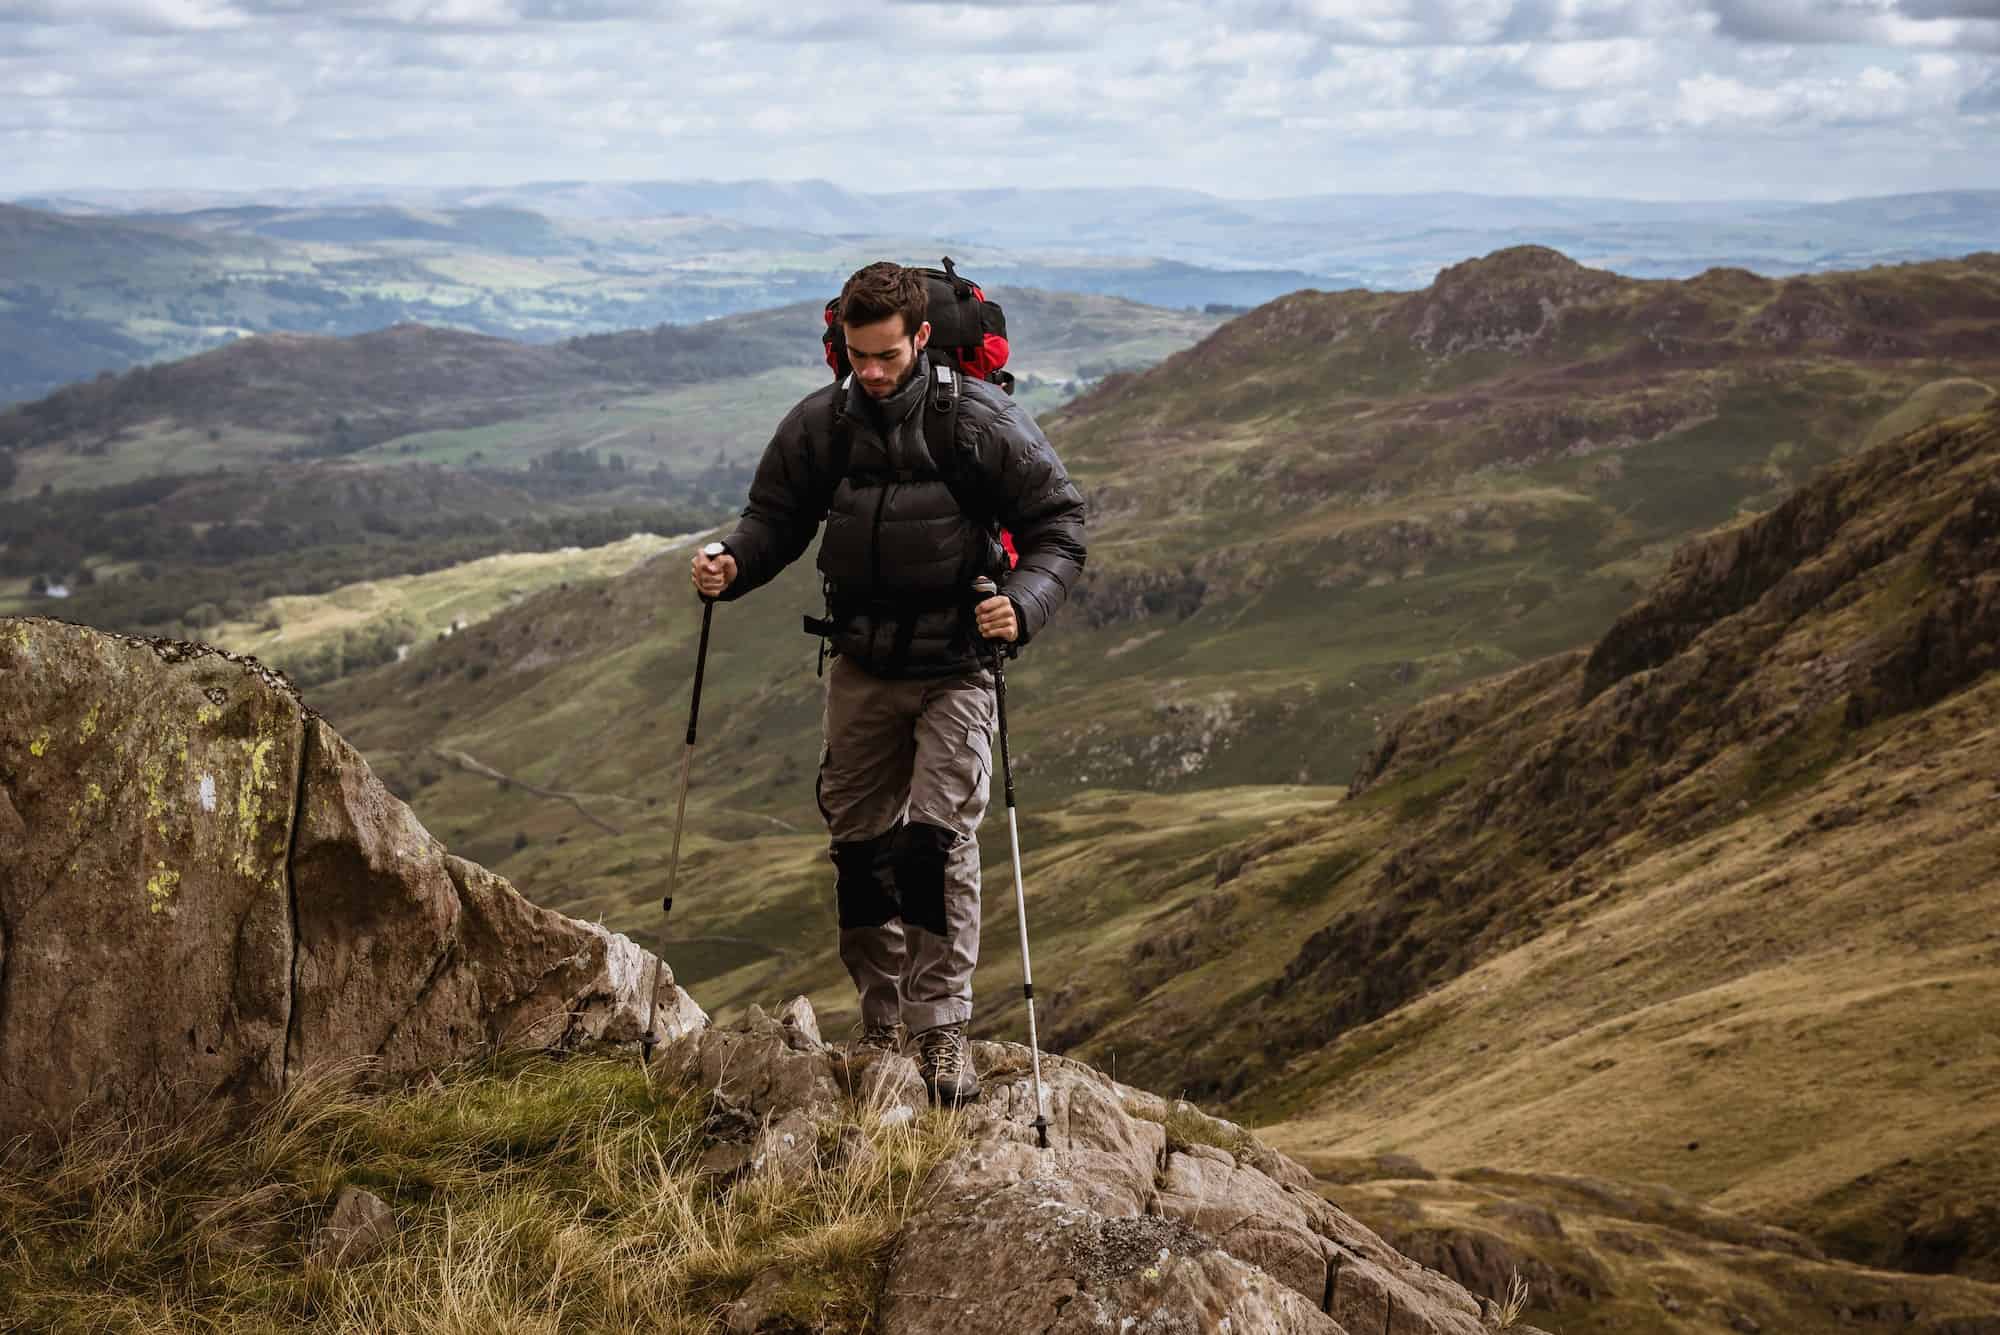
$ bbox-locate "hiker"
[688,260,1086,1104]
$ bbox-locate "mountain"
[8,185,1996,405]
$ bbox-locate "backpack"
[821,256,1014,394]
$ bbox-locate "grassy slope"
[351,368,828,473]
[1200,407,2000,1329]
[206,532,683,679]
[0,1052,961,1333]
[1323,1162,2000,1334]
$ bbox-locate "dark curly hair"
[837,261,928,337]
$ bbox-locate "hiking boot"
[855,1022,903,1056]
[917,1023,980,1106]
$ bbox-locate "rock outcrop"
[668,1001,1536,1335]
[0,617,703,1143]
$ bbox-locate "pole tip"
[1033,1115,1050,1149]
[661,896,673,916]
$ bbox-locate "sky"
[2,0,1997,202]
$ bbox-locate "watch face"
[702,541,726,557]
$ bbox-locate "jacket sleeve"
[980,400,1087,646]
[718,400,828,600]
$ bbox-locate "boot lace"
[922,1026,965,1081]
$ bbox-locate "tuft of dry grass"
[0,1050,964,1334]
[1487,1267,1530,1329]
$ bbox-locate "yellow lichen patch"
[195,702,222,727]
[29,732,50,758]
[145,864,181,914]
[232,736,281,878]
[78,702,104,742]
[68,781,109,832]
[142,751,172,837]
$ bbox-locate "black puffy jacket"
[719,355,1087,679]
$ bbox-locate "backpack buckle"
[931,361,957,415]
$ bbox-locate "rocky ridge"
[673,1000,1534,1334]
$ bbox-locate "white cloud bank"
[0,0,1993,198]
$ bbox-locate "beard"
[860,344,923,397]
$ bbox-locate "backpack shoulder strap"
[922,363,992,530]
[821,375,856,505]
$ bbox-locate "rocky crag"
[678,1000,1534,1334]
[0,617,704,1143]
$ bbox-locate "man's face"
[844,314,931,398]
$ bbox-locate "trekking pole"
[643,541,724,1064]
[972,575,1050,1149]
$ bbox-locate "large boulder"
[0,618,703,1143]
[666,999,1539,1334]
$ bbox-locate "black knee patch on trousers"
[832,827,900,929]
[893,822,957,937]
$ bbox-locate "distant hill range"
[0,200,1283,405]
[4,183,1995,404]
[0,286,1219,496]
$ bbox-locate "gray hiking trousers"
[817,654,995,1035]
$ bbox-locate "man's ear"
[913,320,931,353]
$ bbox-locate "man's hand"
[690,546,737,598]
[974,594,1018,643]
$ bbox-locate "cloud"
[0,0,248,31]
[0,0,1994,201]
[1900,0,2000,16]
[1964,72,2000,109]
[1701,0,2000,47]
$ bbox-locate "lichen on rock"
[0,616,700,1144]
